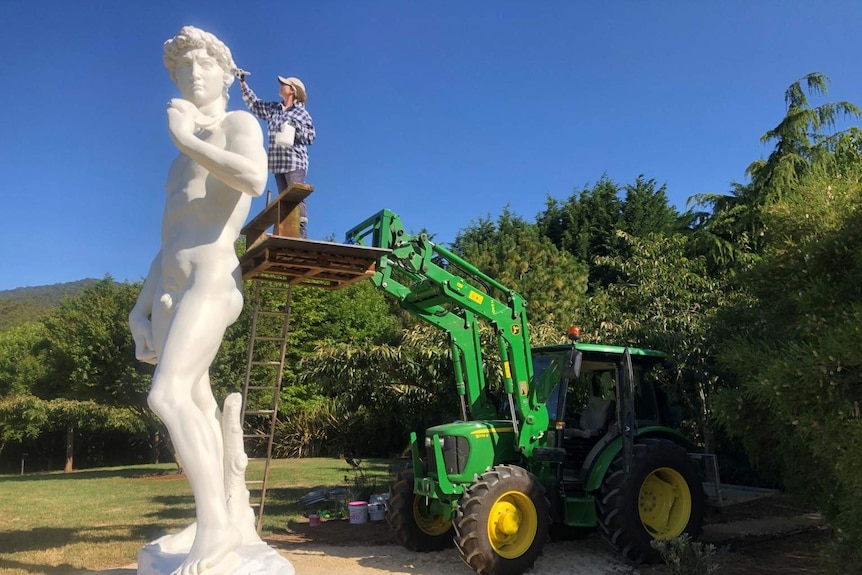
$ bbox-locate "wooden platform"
[243,183,314,248]
[239,236,390,289]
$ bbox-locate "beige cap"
[277,76,307,103]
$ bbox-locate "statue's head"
[163,26,236,108]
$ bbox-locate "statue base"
[137,537,294,575]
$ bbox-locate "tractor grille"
[427,435,470,475]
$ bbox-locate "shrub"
[650,534,720,575]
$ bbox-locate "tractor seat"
[564,397,612,439]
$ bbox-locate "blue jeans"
[275,169,308,238]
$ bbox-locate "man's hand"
[167,98,198,146]
[129,313,158,365]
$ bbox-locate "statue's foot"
[172,524,242,575]
[156,522,197,553]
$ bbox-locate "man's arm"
[240,81,276,120]
[167,100,268,197]
[292,108,316,146]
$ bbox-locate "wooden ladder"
[240,279,293,534]
[236,180,386,533]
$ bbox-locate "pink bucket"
[348,501,369,524]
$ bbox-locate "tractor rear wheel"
[387,467,454,551]
[597,438,704,564]
[454,464,549,575]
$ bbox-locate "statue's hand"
[129,313,158,365]
[167,98,198,144]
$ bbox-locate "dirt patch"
[264,493,829,575]
[270,517,397,547]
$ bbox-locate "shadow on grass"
[0,466,181,482]
[0,522,179,574]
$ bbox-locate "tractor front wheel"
[454,464,549,575]
[387,467,454,551]
[597,438,705,564]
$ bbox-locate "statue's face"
[174,47,224,107]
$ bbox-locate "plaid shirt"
[241,84,316,174]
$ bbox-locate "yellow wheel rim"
[412,496,452,536]
[638,466,692,539]
[487,490,538,559]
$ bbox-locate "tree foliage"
[537,175,683,286]
[287,324,461,457]
[452,208,589,327]
[689,73,861,266]
[581,232,732,449]
[712,164,862,570]
[0,323,49,398]
[40,277,152,410]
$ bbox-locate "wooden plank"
[241,183,315,246]
[240,236,390,290]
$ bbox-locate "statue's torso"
[159,126,251,294]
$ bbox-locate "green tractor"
[347,210,706,575]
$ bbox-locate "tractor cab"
[537,343,669,439]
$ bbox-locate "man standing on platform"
[239,74,316,238]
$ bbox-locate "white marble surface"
[129,24,273,575]
[138,540,295,575]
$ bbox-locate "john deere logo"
[511,325,520,335]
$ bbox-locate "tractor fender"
[583,427,696,493]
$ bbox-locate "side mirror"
[561,350,582,380]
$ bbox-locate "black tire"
[597,438,705,564]
[387,468,454,551]
[454,464,550,575]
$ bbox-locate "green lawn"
[0,458,397,574]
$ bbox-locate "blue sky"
[1,1,860,291]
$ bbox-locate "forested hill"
[0,279,100,331]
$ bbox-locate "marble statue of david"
[129,26,290,575]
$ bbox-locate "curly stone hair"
[163,26,236,104]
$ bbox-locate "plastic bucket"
[348,501,368,524]
[368,502,385,521]
[308,513,320,527]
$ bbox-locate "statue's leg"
[148,288,242,575]
[193,371,224,464]
[154,371,229,553]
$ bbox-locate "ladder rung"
[256,311,288,317]
[245,409,276,415]
[246,480,264,486]
[254,336,287,341]
[243,433,270,439]
[251,361,282,366]
[247,385,280,391]
[255,284,292,292]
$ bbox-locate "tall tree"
[620,176,682,237]
[689,72,861,265]
[582,231,732,451]
[712,162,862,571]
[537,175,682,287]
[38,277,156,470]
[537,176,622,267]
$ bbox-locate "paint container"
[348,501,369,524]
[368,502,386,521]
[308,513,321,527]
